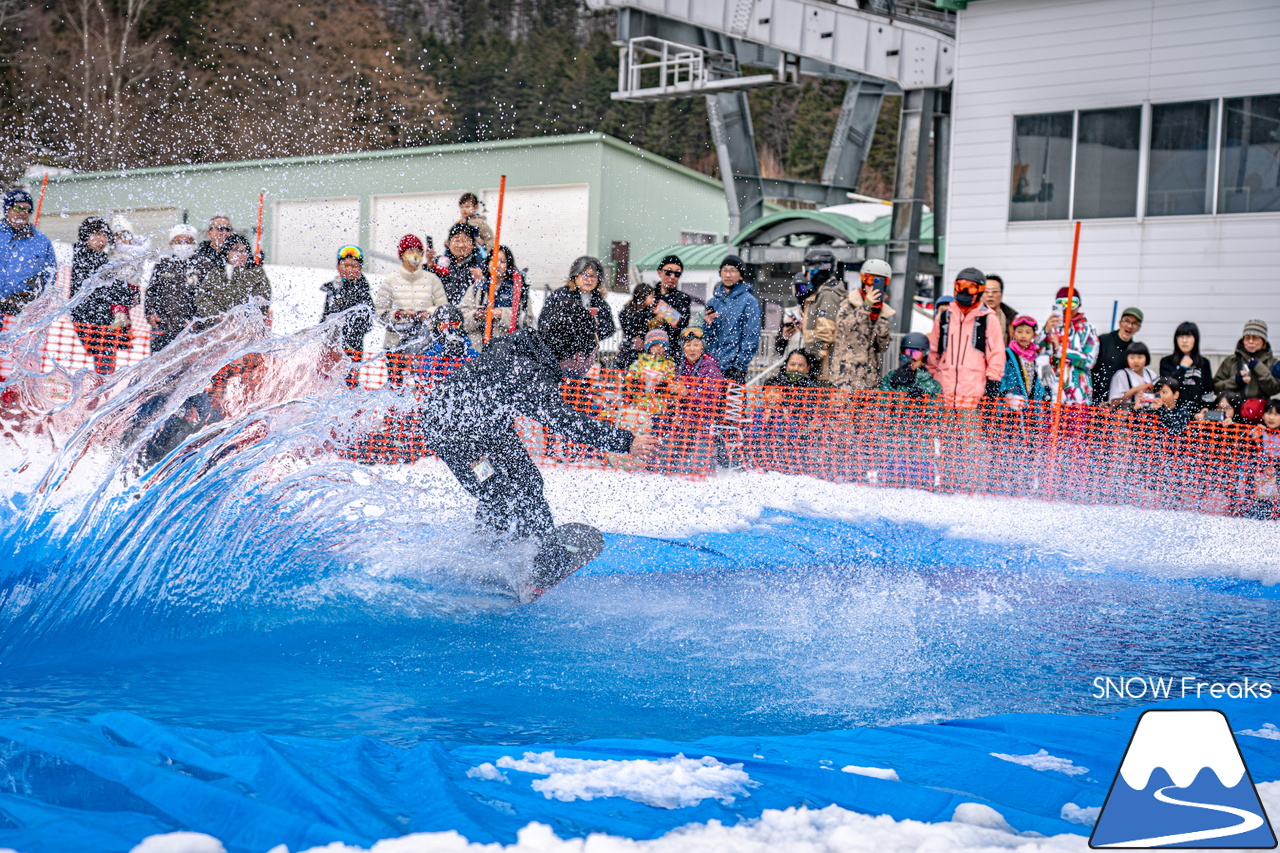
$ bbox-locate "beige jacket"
[375,266,448,348]
[827,289,896,391]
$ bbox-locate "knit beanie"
[1242,319,1269,342]
[643,328,669,352]
[3,188,33,212]
[720,254,746,275]
[398,234,424,257]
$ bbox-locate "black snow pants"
[432,428,554,540]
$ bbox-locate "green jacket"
[196,264,271,325]
[1213,341,1280,400]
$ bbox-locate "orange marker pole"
[33,174,48,226]
[483,175,507,346]
[255,192,265,265]
[1049,220,1082,491]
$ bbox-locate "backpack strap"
[937,309,950,356]
[973,313,988,353]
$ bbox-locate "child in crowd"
[1148,376,1194,436]
[417,304,479,385]
[1197,392,1244,426]
[609,329,677,471]
[1234,399,1280,520]
[1108,341,1158,409]
[878,332,941,397]
[998,314,1050,405]
[876,332,940,488]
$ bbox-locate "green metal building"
[30,132,731,291]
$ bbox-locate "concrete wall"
[946,0,1280,357]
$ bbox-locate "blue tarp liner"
[2,510,1278,852]
[0,698,1277,853]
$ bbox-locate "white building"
[944,0,1280,358]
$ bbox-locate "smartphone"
[1204,410,1226,422]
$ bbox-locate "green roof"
[634,242,734,271]
[732,209,934,245]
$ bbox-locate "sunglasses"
[660,268,683,277]
[212,225,234,232]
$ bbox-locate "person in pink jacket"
[927,267,1007,409]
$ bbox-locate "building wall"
[32,133,728,299]
[947,0,1280,356]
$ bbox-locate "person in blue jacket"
[999,314,1051,402]
[702,254,761,384]
[0,188,57,318]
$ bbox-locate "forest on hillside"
[0,0,899,197]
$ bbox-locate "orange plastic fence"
[3,313,1278,521]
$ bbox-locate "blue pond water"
[1,331,1278,852]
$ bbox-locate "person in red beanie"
[375,233,448,386]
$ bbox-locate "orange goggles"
[954,279,984,295]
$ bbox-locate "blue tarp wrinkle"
[0,698,1276,853]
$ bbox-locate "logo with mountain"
[1091,709,1276,848]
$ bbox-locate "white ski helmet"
[860,258,892,280]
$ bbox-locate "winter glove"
[887,366,916,391]
[984,379,1001,397]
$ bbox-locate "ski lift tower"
[587,0,956,333]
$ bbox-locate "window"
[1148,100,1216,217]
[1009,112,1072,221]
[1219,94,1280,214]
[1074,107,1141,219]
[1010,94,1280,221]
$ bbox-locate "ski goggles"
[954,278,985,295]
[861,273,888,290]
[806,262,834,273]
[337,245,364,263]
[436,319,462,331]
[902,347,925,360]
[1054,296,1081,309]
[1011,315,1038,330]
[680,327,704,340]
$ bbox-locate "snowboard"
[518,523,605,604]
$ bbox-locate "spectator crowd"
[1,186,1277,519]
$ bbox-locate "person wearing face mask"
[145,223,203,352]
[377,234,448,386]
[413,296,655,545]
[792,248,850,377]
[926,267,1006,406]
[1214,319,1280,401]
[827,258,894,391]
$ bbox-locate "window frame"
[1007,93,1280,223]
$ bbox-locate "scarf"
[1009,339,1037,362]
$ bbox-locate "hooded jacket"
[0,221,56,306]
[418,328,633,454]
[1214,340,1280,400]
[827,289,895,391]
[704,280,762,373]
[926,301,1006,406]
[196,264,271,329]
[801,280,847,348]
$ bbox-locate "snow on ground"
[120,781,1280,853]
[989,750,1088,777]
[480,752,756,809]
[388,461,1280,586]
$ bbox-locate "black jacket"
[1157,352,1213,410]
[543,286,616,344]
[420,329,633,454]
[1090,330,1132,405]
[654,285,692,340]
[616,301,655,370]
[70,244,134,327]
[146,256,201,335]
[435,251,486,305]
[320,275,374,352]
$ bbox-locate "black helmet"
[901,332,929,352]
[797,247,841,299]
[433,304,464,330]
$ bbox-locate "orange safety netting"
[4,314,1278,521]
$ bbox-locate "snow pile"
[129,833,226,853]
[1239,723,1280,740]
[1059,803,1100,827]
[990,750,1088,777]
[490,752,755,809]
[841,764,900,781]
